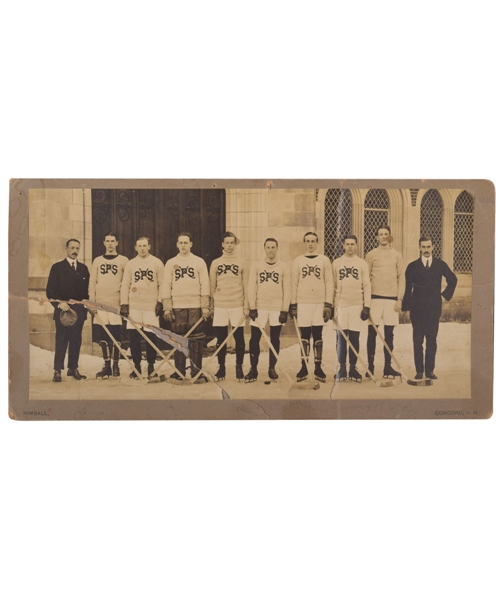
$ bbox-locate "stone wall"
[225,188,320,261]
[29,188,93,353]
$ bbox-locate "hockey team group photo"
[27,187,473,402]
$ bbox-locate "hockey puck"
[264,380,271,385]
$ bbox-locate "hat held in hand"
[60,307,78,327]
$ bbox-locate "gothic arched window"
[324,189,353,261]
[364,189,389,255]
[453,191,474,272]
[420,189,443,258]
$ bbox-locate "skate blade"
[348,377,363,384]
[244,379,257,384]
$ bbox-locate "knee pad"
[314,339,323,361]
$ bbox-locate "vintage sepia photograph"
[9,179,493,419]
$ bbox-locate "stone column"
[350,189,367,255]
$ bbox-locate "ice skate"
[348,365,363,383]
[314,363,326,383]
[383,364,401,379]
[365,361,375,378]
[268,367,278,381]
[96,361,112,379]
[236,364,244,381]
[244,367,258,383]
[214,365,226,382]
[129,366,141,379]
[336,364,348,381]
[296,362,309,382]
[112,362,120,377]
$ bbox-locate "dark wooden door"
[92,189,226,268]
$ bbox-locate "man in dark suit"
[402,236,457,380]
[46,239,90,382]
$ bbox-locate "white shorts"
[297,303,324,327]
[370,298,400,327]
[334,305,364,332]
[213,306,245,328]
[126,309,159,332]
[96,309,123,326]
[250,310,281,328]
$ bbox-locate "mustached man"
[46,238,90,382]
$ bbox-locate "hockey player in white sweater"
[89,232,129,378]
[209,231,249,381]
[120,237,164,379]
[162,232,211,383]
[245,238,291,383]
[332,235,371,383]
[365,225,405,379]
[289,232,334,383]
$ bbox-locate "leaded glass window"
[364,189,389,255]
[324,189,352,261]
[420,189,443,258]
[454,191,474,272]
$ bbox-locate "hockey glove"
[249,309,258,321]
[120,304,129,318]
[289,304,298,319]
[155,301,163,317]
[163,310,175,322]
[202,308,211,321]
[279,311,288,324]
[323,303,333,322]
[360,307,370,321]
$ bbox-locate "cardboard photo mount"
[9,178,495,420]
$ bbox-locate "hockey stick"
[191,314,247,383]
[93,312,146,381]
[292,317,321,389]
[368,316,432,387]
[255,323,294,386]
[334,317,395,388]
[127,318,187,380]
[148,316,205,380]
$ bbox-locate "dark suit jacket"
[46,259,90,321]
[402,257,457,319]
